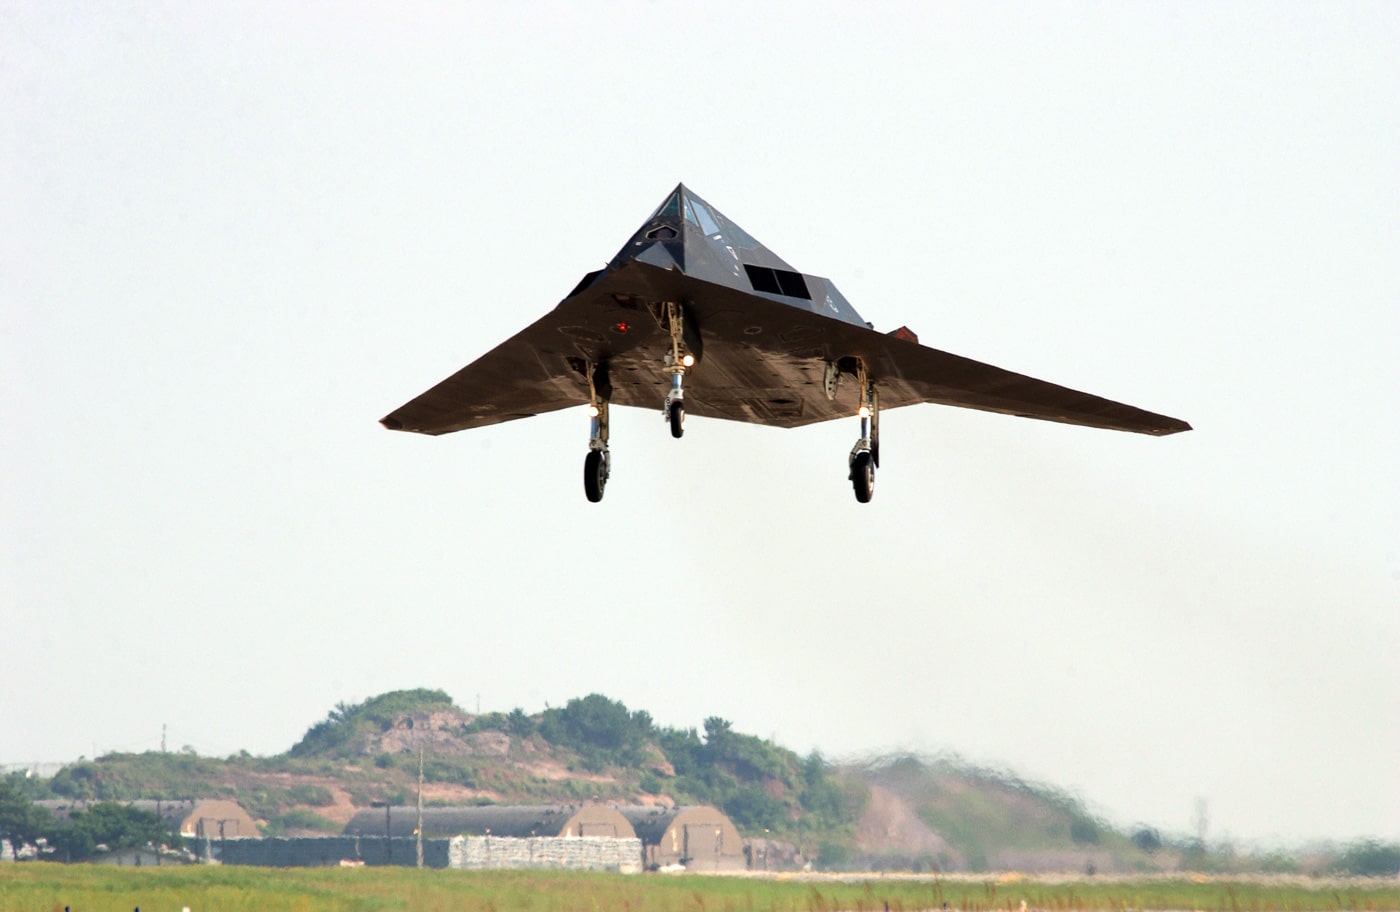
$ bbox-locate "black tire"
[851,451,874,503]
[583,450,606,502]
[668,400,685,438]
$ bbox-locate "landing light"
[858,405,870,418]
[586,404,600,418]
[681,353,695,368]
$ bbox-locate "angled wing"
[383,260,1189,437]
[379,312,589,435]
[380,268,678,435]
[648,270,1190,435]
[869,336,1191,434]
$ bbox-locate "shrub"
[506,708,536,738]
[1070,815,1101,845]
[1335,841,1400,877]
[286,784,335,807]
[1132,827,1162,853]
[49,802,183,861]
[464,712,509,734]
[274,809,339,833]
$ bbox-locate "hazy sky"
[3,2,1397,848]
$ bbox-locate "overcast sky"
[3,2,1397,848]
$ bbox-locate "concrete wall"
[196,835,641,872]
[449,836,642,873]
[343,804,636,839]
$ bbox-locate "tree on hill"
[702,716,786,780]
[506,708,535,737]
[655,718,858,835]
[537,694,653,771]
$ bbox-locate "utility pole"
[161,724,166,753]
[416,748,424,869]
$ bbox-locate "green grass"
[3,867,1399,912]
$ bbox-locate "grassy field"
[2,866,1398,912]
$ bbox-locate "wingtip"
[380,415,403,431]
[1155,420,1193,436]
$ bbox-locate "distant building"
[343,804,635,840]
[0,763,64,779]
[742,836,808,871]
[617,806,745,871]
[340,803,744,872]
[36,799,258,839]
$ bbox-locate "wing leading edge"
[380,262,1189,437]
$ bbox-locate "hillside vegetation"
[13,691,861,858]
[6,690,1395,875]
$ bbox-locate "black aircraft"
[381,184,1190,502]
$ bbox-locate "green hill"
[17,691,858,856]
[8,689,1388,874]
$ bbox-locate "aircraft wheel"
[668,400,685,438]
[584,450,606,502]
[851,451,874,503]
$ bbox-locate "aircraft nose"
[630,239,685,271]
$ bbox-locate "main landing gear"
[580,302,700,503]
[583,362,611,503]
[847,366,879,504]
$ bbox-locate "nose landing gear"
[847,365,879,503]
[658,301,695,439]
[583,362,611,503]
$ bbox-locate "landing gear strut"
[659,301,695,438]
[847,364,879,503]
[583,362,611,502]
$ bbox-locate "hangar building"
[36,798,259,839]
[343,804,635,840]
[617,805,745,871]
